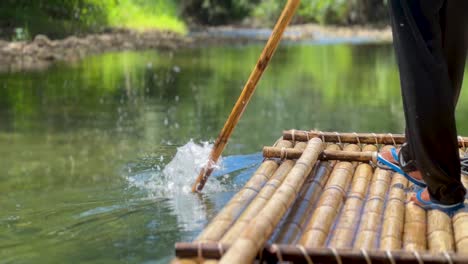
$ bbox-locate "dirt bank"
[0,29,190,72]
[0,24,392,72]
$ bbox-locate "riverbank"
[192,23,392,43]
[0,29,190,72]
[0,24,392,72]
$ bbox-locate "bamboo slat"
[263,146,378,163]
[453,175,468,254]
[283,130,468,147]
[428,210,455,253]
[403,191,427,251]
[380,173,408,250]
[274,144,341,244]
[428,149,462,253]
[353,150,393,250]
[328,144,377,248]
[196,140,292,242]
[218,138,324,264]
[220,142,307,243]
[299,144,361,247]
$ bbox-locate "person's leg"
[440,0,468,104]
[388,0,466,205]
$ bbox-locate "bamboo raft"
[173,130,468,263]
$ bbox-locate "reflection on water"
[1,43,468,263]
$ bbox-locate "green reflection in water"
[0,43,467,263]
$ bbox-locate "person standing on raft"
[377,0,467,211]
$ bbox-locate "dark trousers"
[389,0,468,204]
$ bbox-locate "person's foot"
[409,188,465,212]
[379,148,424,181]
[408,187,431,206]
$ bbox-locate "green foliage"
[0,0,389,39]
[253,0,350,25]
[0,0,105,39]
[251,0,286,26]
[104,0,186,33]
[180,0,259,25]
[253,0,387,26]
[298,0,350,24]
[12,27,30,41]
[181,0,354,26]
[0,0,186,40]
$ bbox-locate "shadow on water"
[1,42,468,263]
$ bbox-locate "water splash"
[126,141,263,232]
[125,141,226,232]
[128,140,226,195]
[162,141,224,193]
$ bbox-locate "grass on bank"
[0,0,186,40]
[105,0,187,34]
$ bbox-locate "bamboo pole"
[380,173,409,250]
[274,144,341,244]
[263,146,378,162]
[220,142,307,243]
[191,0,301,192]
[175,242,468,263]
[218,138,324,264]
[328,144,377,248]
[282,130,468,146]
[403,191,427,251]
[453,175,468,254]
[299,144,361,247]
[353,147,393,250]
[196,140,292,242]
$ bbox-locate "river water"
[1,42,468,263]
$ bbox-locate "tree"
[180,0,259,25]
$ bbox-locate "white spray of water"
[127,140,226,231]
[128,140,225,195]
[162,141,224,193]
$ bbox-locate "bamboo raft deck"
[173,130,468,264]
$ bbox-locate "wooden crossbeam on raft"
[174,242,468,264]
[283,130,468,147]
[263,146,378,163]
